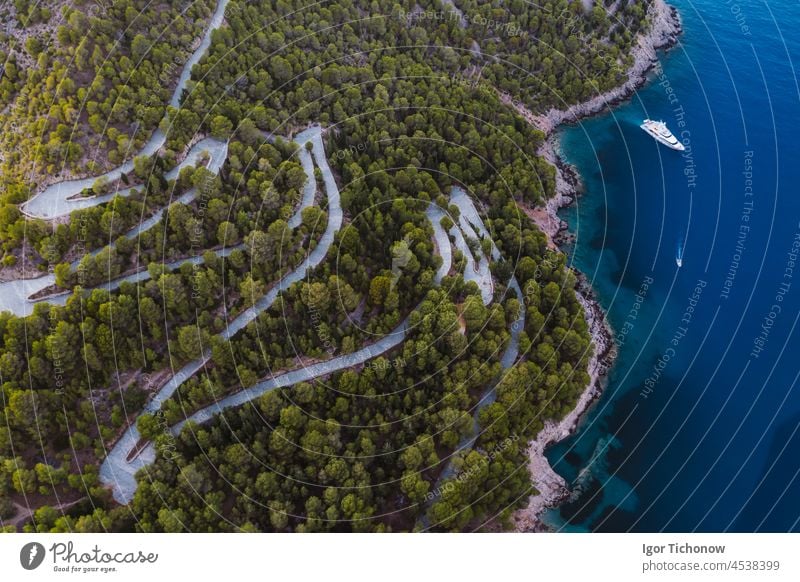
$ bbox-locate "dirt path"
[2,497,86,531]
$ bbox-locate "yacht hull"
[640,119,686,151]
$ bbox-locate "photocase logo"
[20,542,46,570]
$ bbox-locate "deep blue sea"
[546,0,800,531]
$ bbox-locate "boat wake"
[676,235,685,268]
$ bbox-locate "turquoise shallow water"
[545,0,800,531]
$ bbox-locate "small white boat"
[676,237,684,267]
[641,119,685,151]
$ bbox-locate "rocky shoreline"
[514,272,617,532]
[513,0,682,532]
[531,0,683,135]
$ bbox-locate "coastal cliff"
[513,0,682,532]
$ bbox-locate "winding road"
[1,0,233,313]
[99,125,337,503]
[2,0,529,512]
[433,188,526,484]
[20,0,232,219]
[100,169,525,506]
[0,128,319,317]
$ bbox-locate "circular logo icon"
[20,542,46,570]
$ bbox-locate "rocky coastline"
[513,0,682,532]
[532,0,683,136]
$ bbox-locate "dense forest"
[0,0,655,531]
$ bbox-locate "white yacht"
[640,119,685,151]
